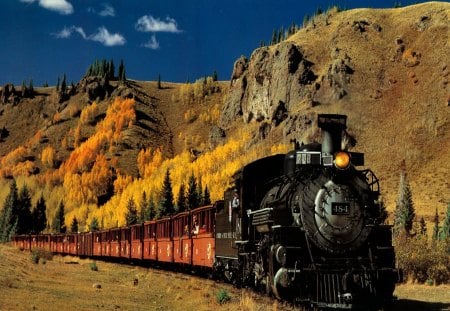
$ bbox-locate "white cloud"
[99,4,115,17]
[89,27,125,46]
[53,26,86,39]
[87,3,115,17]
[135,15,181,33]
[20,0,74,15]
[53,26,125,47]
[143,35,160,50]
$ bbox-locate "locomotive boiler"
[214,114,401,309]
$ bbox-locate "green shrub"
[31,249,53,264]
[216,288,231,305]
[395,233,450,284]
[89,261,98,271]
[31,251,40,264]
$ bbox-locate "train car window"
[173,215,189,237]
[132,225,143,240]
[192,206,215,234]
[144,222,156,239]
[101,231,108,242]
[94,232,101,242]
[156,219,171,238]
[121,228,130,241]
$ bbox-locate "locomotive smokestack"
[317,114,347,155]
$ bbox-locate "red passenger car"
[143,220,157,261]
[13,235,30,250]
[110,228,121,257]
[93,231,102,256]
[31,235,39,250]
[172,211,191,265]
[41,235,51,252]
[101,230,111,257]
[78,232,93,257]
[191,205,215,267]
[156,217,173,263]
[120,227,131,259]
[53,234,65,253]
[131,224,143,260]
[63,234,77,255]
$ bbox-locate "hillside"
[222,2,449,220]
[0,2,448,228]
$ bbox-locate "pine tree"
[89,217,99,231]
[70,217,78,233]
[187,173,199,210]
[17,184,32,234]
[118,59,126,82]
[86,64,93,77]
[303,14,310,27]
[176,183,186,213]
[28,79,34,95]
[139,192,148,223]
[108,59,115,80]
[432,208,440,241]
[418,217,427,236]
[21,80,27,97]
[271,29,277,45]
[440,203,450,240]
[125,197,138,226]
[32,194,47,234]
[56,76,60,91]
[157,74,162,89]
[52,201,66,233]
[0,180,19,242]
[148,196,156,220]
[100,59,107,77]
[203,185,211,205]
[158,169,175,217]
[393,171,415,236]
[61,74,67,94]
[197,177,203,206]
[212,70,218,82]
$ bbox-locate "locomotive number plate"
[331,203,350,215]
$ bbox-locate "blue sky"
[0,0,440,86]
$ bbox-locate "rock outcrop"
[78,76,114,102]
[221,43,317,127]
[0,84,19,105]
[220,42,354,132]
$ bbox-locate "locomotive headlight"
[334,151,350,170]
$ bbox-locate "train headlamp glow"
[334,151,350,169]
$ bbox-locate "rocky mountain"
[0,2,448,222]
[221,2,449,218]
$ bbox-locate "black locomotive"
[214,114,401,309]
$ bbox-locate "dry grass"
[0,244,289,311]
[1,244,449,311]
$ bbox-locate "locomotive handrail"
[247,207,273,215]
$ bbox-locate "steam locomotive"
[214,114,401,309]
[13,114,401,310]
